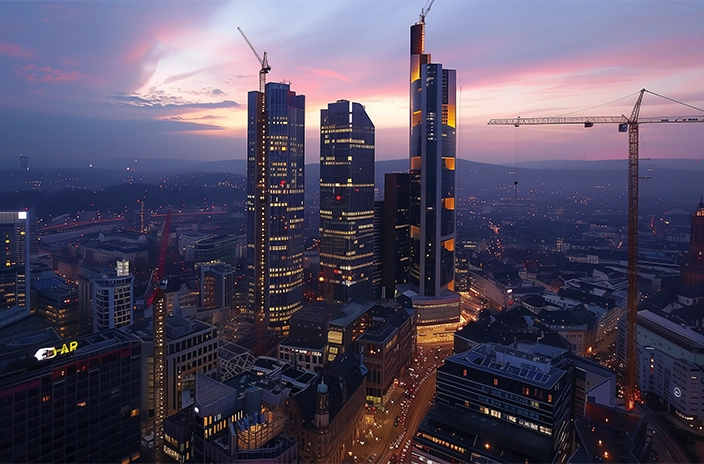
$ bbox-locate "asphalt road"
[637,403,692,464]
[349,343,451,464]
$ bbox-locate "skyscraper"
[381,173,410,299]
[247,81,305,337]
[682,197,704,285]
[0,210,32,326]
[409,17,457,298]
[398,16,460,334]
[319,100,375,303]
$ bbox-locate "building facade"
[411,343,573,464]
[381,173,410,299]
[92,271,134,332]
[247,81,306,336]
[409,20,457,297]
[286,350,367,463]
[0,328,142,464]
[0,210,32,324]
[632,310,704,426]
[319,100,375,304]
[123,315,218,430]
[682,199,704,285]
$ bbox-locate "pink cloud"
[15,64,88,83]
[0,41,33,59]
[297,67,355,84]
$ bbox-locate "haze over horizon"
[2,1,703,165]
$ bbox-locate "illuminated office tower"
[409,18,457,298]
[247,81,305,336]
[92,261,134,332]
[0,210,32,325]
[319,100,375,303]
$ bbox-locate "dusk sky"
[1,1,703,166]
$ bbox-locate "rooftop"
[329,299,374,327]
[449,342,569,389]
[639,309,704,351]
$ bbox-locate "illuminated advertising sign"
[34,341,79,361]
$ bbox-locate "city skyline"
[1,1,703,165]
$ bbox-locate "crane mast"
[488,89,704,411]
[149,210,172,464]
[238,27,270,93]
[238,26,269,356]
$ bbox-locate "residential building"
[92,263,134,332]
[319,100,375,304]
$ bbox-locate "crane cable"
[644,90,704,113]
[556,91,642,117]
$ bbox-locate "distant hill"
[507,158,704,171]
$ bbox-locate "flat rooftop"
[329,299,374,327]
[639,309,704,351]
[449,342,569,389]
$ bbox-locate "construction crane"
[238,27,270,93]
[418,0,436,24]
[146,209,172,464]
[488,89,704,411]
[238,26,269,356]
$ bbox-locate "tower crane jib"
[419,0,436,24]
[237,27,270,93]
[488,89,704,412]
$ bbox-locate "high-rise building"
[0,210,33,327]
[319,100,375,303]
[92,261,134,332]
[682,198,704,285]
[247,81,305,337]
[373,200,384,298]
[381,173,410,299]
[409,17,457,297]
[0,328,142,463]
[199,262,235,310]
[122,315,218,429]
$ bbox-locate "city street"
[348,342,452,464]
[638,403,699,464]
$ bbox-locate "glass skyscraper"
[409,19,457,297]
[247,82,305,336]
[319,100,375,303]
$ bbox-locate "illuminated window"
[493,378,498,386]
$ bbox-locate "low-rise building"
[286,350,367,463]
[122,315,218,429]
[411,342,574,464]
